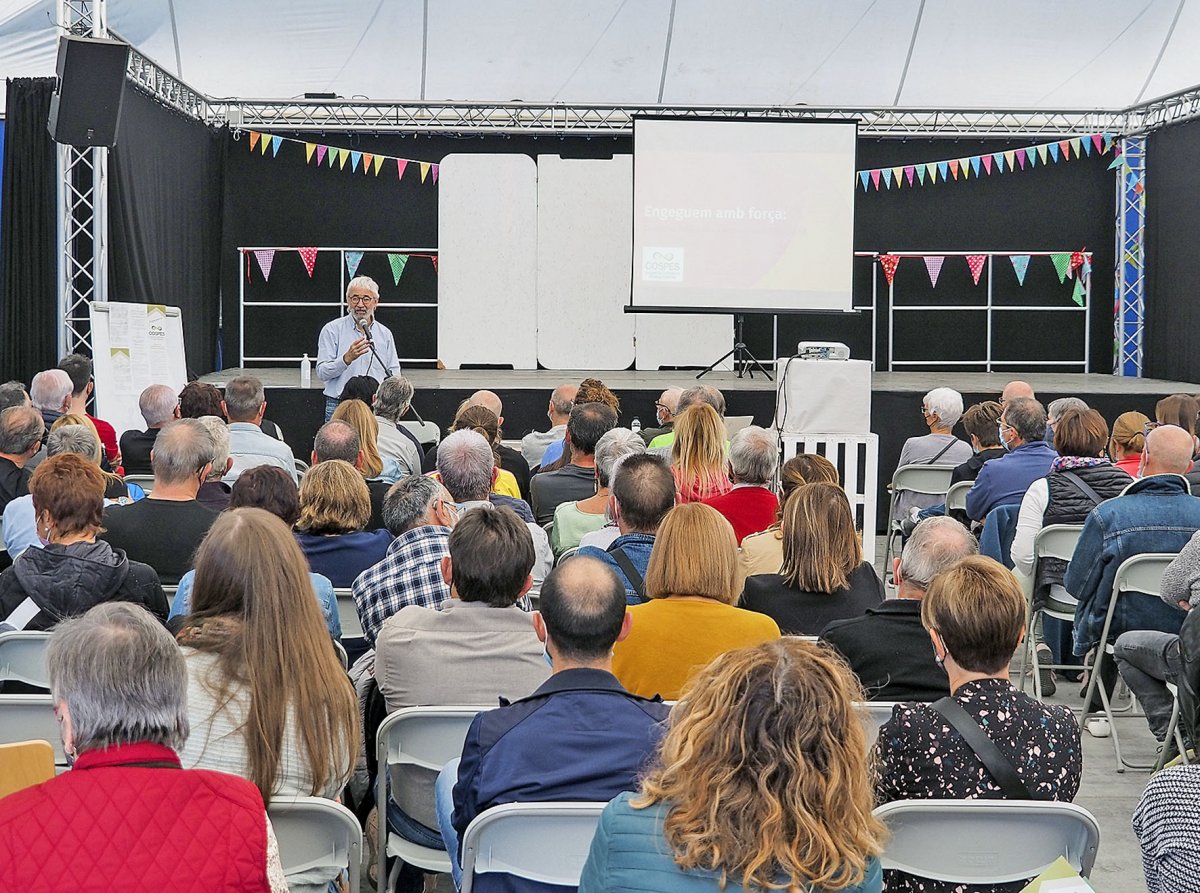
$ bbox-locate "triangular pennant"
[373,155,384,175]
[362,153,373,174]
[1048,142,1060,163]
[924,255,944,288]
[970,156,982,177]
[305,142,316,163]
[1081,136,1093,156]
[253,249,275,282]
[937,161,949,180]
[338,148,349,170]
[1004,150,1016,169]
[1025,147,1037,167]
[949,159,960,180]
[1070,138,1082,159]
[1017,150,1027,170]
[270,135,282,157]
[859,170,871,191]
[298,247,318,278]
[1069,250,1085,276]
[1100,133,1112,153]
[327,146,337,168]
[420,162,431,183]
[1071,276,1086,307]
[960,158,971,179]
[260,134,271,155]
[249,131,260,151]
[991,153,1004,173]
[316,145,328,166]
[1057,140,1071,160]
[1010,255,1031,285]
[1049,252,1071,283]
[916,164,927,184]
[981,155,992,175]
[928,163,938,184]
[397,159,409,180]
[387,253,409,285]
[1037,144,1049,164]
[432,163,439,184]
[870,170,881,190]
[1108,151,1123,171]
[891,166,904,187]
[966,254,986,285]
[350,150,362,172]
[882,168,893,189]
[431,256,438,273]
[904,165,916,186]
[879,254,900,286]
[1093,133,1105,154]
[345,250,364,279]
[1081,256,1092,280]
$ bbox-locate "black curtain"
[0,78,59,384]
[109,87,225,374]
[1144,119,1200,382]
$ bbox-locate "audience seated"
[353,475,456,647]
[576,453,675,603]
[1156,393,1200,453]
[101,419,219,585]
[742,483,883,636]
[222,376,297,484]
[671,403,732,504]
[439,556,672,890]
[29,368,73,432]
[702,425,778,543]
[0,381,30,413]
[194,415,234,511]
[580,638,884,893]
[293,459,391,587]
[119,384,180,475]
[373,375,423,476]
[1133,764,1200,891]
[646,383,725,451]
[428,404,525,499]
[338,374,379,405]
[1001,379,1036,403]
[739,453,838,581]
[551,427,644,556]
[638,386,682,445]
[1046,396,1089,437]
[965,397,1057,522]
[531,402,617,525]
[949,401,1005,485]
[51,416,141,502]
[58,353,119,465]
[464,390,532,500]
[612,503,779,699]
[894,388,974,521]
[0,453,166,630]
[178,380,226,420]
[0,602,290,891]
[521,383,577,468]
[539,378,620,470]
[874,556,1082,893]
[822,516,977,702]
[0,406,43,515]
[312,419,388,530]
[167,466,341,640]
[332,397,402,484]
[1109,411,1150,477]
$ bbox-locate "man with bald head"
[421,388,532,501]
[119,384,181,475]
[639,386,683,445]
[1001,380,1036,403]
[1067,423,1200,718]
[521,383,577,467]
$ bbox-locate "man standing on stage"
[315,275,402,421]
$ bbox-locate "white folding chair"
[555,547,579,568]
[857,701,900,749]
[333,588,364,640]
[459,802,607,893]
[1154,681,1192,772]
[123,474,156,494]
[723,415,755,440]
[1080,552,1179,772]
[1018,524,1085,699]
[0,630,52,689]
[883,465,957,580]
[400,421,441,449]
[375,706,487,885]
[874,799,1100,885]
[269,796,363,893]
[0,694,66,767]
[944,480,972,515]
[294,458,310,479]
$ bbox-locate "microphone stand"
[358,318,423,422]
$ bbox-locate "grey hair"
[728,425,778,485]
[677,384,726,416]
[47,602,189,753]
[1048,397,1088,421]
[222,376,266,422]
[139,384,179,427]
[314,420,361,463]
[382,474,444,536]
[1002,397,1048,444]
[0,381,29,412]
[150,418,215,485]
[594,428,646,488]
[899,516,979,592]
[0,405,44,455]
[195,415,230,481]
[375,376,414,424]
[47,425,100,462]
[346,275,379,300]
[436,429,494,502]
[550,385,576,418]
[923,388,965,428]
[29,369,73,413]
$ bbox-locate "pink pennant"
[316,145,327,166]
[1092,134,1104,154]
[252,249,275,282]
[431,256,438,273]
[923,255,944,288]
[432,164,439,184]
[297,247,318,278]
[870,170,881,190]
[397,159,409,180]
[1016,151,1026,170]
[1058,140,1072,160]
[966,254,987,286]
[879,254,900,286]
[981,155,993,175]
[904,165,915,186]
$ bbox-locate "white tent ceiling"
[2,0,1198,115]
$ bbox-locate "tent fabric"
[2,1,1199,115]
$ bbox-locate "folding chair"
[459,802,607,893]
[269,796,363,893]
[883,465,957,580]
[400,421,441,450]
[944,480,972,516]
[376,707,487,886]
[0,694,66,767]
[333,588,364,640]
[874,799,1100,885]
[857,701,900,749]
[0,630,52,689]
[1079,552,1178,772]
[555,547,579,567]
[723,415,755,440]
[123,474,155,494]
[1154,682,1192,772]
[0,740,54,798]
[1017,524,1085,699]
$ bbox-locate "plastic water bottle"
[300,353,312,388]
[631,417,641,434]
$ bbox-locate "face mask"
[997,423,1010,451]
[542,648,554,669]
[930,639,948,675]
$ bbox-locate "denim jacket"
[1065,474,1199,656]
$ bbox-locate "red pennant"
[949,159,960,180]
[879,254,900,286]
[397,159,408,180]
[1069,250,1085,276]
[966,254,987,285]
[431,256,438,273]
[362,153,374,174]
[1058,140,1072,160]
[297,247,318,278]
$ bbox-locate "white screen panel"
[634,313,733,371]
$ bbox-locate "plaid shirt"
[352,525,451,647]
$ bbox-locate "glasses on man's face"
[347,295,375,306]
[654,402,669,411]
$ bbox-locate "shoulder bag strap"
[930,697,1035,800]
[927,438,958,465]
[607,546,646,600]
[1060,470,1105,508]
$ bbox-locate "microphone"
[357,317,374,342]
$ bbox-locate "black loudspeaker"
[47,36,131,148]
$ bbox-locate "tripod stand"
[696,314,774,381]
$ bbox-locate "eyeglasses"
[347,295,376,306]
[1143,421,1162,437]
[654,402,670,411]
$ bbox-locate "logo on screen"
[643,248,684,283]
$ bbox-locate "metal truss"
[1126,84,1200,135]
[1114,137,1146,377]
[125,45,214,123]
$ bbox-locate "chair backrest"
[400,420,441,448]
[460,802,607,893]
[123,474,156,493]
[944,480,972,514]
[874,799,1101,884]
[1033,524,1086,564]
[891,464,957,498]
[0,740,54,799]
[0,695,66,766]
[376,706,486,817]
[723,415,755,439]
[0,630,52,689]
[555,547,579,567]
[1096,552,1180,648]
[857,701,899,748]
[333,588,364,639]
[269,796,363,893]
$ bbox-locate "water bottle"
[631,417,641,434]
[300,353,312,388]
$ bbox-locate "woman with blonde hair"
[581,638,885,893]
[739,453,839,580]
[293,459,390,587]
[612,503,779,699]
[742,482,883,635]
[1109,410,1150,476]
[671,403,731,503]
[331,398,401,483]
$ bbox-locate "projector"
[796,341,851,361]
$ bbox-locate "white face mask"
[998,422,1011,451]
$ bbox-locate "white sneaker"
[1085,717,1111,738]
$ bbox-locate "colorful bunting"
[891,166,904,187]
[879,254,900,286]
[1048,142,1060,163]
[298,247,318,278]
[917,164,927,184]
[420,162,431,184]
[252,249,275,282]
[249,131,260,151]
[1049,252,1072,283]
[1071,277,1086,307]
[882,168,893,189]
[859,171,871,191]
[1069,250,1086,277]
[387,253,409,285]
[345,251,364,279]
[982,155,993,175]
[1016,150,1027,170]
[305,142,316,162]
[1010,255,1030,285]
[432,164,439,185]
[350,150,362,173]
[937,161,949,181]
[970,156,982,177]
[260,134,270,155]
[924,255,944,288]
[373,155,384,175]
[966,254,987,286]
[270,135,282,157]
[1004,150,1015,170]
[871,170,881,190]
[238,129,439,187]
[949,159,960,180]
[397,159,408,180]
[1092,134,1104,154]
[362,153,373,175]
[316,145,327,166]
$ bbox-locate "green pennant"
[1050,252,1072,283]
[1071,276,1086,306]
[916,164,927,184]
[387,253,409,285]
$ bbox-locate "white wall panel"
[634,312,733,371]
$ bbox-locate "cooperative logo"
[643,247,684,283]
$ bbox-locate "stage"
[202,368,1200,532]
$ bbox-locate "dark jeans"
[385,787,445,893]
[1114,630,1183,742]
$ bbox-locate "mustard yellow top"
[612,597,781,700]
[430,468,521,499]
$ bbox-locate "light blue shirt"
[3,485,145,558]
[224,421,298,484]
[315,313,402,399]
[169,568,342,639]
